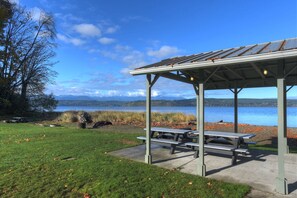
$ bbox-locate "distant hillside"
[55,95,183,101]
[58,98,297,107]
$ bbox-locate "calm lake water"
[55,106,297,127]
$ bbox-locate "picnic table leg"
[231,151,237,165]
[150,131,156,138]
[232,138,239,147]
[170,145,176,154]
[174,134,179,141]
[169,134,180,154]
[194,149,199,158]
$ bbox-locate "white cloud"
[98,45,147,74]
[57,33,85,46]
[30,7,46,21]
[115,44,131,52]
[107,90,120,96]
[120,68,131,75]
[54,13,82,23]
[90,90,120,96]
[106,26,119,34]
[73,23,101,37]
[99,50,118,59]
[121,50,147,74]
[122,51,143,64]
[8,0,19,4]
[147,45,179,58]
[127,89,159,97]
[98,37,116,45]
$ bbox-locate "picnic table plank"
[191,130,255,139]
[145,127,192,134]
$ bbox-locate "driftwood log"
[92,121,112,128]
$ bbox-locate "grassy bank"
[57,111,196,125]
[0,123,250,197]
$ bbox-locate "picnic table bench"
[187,130,256,165]
[185,142,249,165]
[138,127,192,154]
[137,136,183,154]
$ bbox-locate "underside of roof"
[130,38,297,90]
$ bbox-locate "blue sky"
[14,0,297,99]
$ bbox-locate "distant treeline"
[58,99,297,107]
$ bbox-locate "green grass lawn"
[0,123,250,197]
[249,144,297,153]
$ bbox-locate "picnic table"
[138,127,256,164]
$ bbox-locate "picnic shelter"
[130,38,297,195]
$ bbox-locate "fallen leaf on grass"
[118,139,137,145]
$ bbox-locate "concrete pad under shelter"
[110,144,297,198]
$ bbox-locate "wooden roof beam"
[224,66,245,80]
[204,67,222,83]
[160,72,196,85]
[250,62,265,79]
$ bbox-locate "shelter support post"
[276,77,288,195]
[230,86,242,133]
[234,87,238,133]
[193,85,199,136]
[145,74,159,164]
[198,82,206,176]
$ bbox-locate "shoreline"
[1,110,297,149]
[2,110,297,129]
[55,109,297,128]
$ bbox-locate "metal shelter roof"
[130,38,297,90]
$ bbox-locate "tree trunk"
[20,82,28,110]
